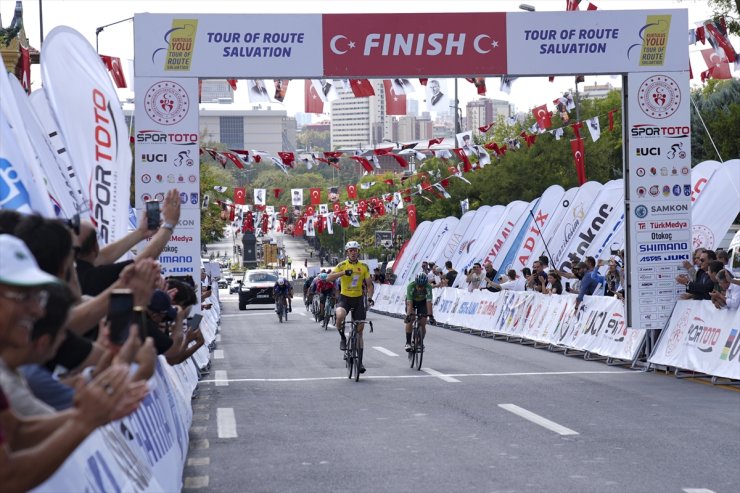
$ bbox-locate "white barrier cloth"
[649,300,740,380]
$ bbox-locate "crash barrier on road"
[648,300,740,381]
[32,293,221,493]
[373,284,645,362]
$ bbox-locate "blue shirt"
[577,268,605,302]
[19,364,75,411]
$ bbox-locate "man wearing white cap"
[0,234,145,492]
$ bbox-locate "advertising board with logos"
[134,77,201,280]
[625,71,691,330]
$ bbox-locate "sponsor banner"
[554,180,622,272]
[31,357,199,493]
[455,200,528,287]
[507,9,688,75]
[135,77,201,278]
[392,220,432,285]
[691,159,740,250]
[490,198,540,277]
[649,300,740,380]
[29,88,90,217]
[437,208,485,265]
[448,205,504,285]
[134,14,324,77]
[0,74,55,216]
[415,217,460,278]
[548,181,603,272]
[373,285,645,361]
[400,217,458,284]
[506,184,565,274]
[323,13,507,76]
[524,186,578,270]
[689,159,721,204]
[42,27,132,243]
[626,71,691,329]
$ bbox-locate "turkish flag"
[570,138,586,185]
[273,188,283,199]
[428,137,443,147]
[347,184,358,199]
[306,205,316,216]
[317,216,326,234]
[566,0,581,11]
[304,79,324,113]
[227,79,238,90]
[234,187,246,205]
[478,123,495,133]
[407,205,417,232]
[310,188,322,205]
[350,156,374,173]
[333,203,342,214]
[571,121,583,140]
[229,206,235,222]
[223,152,244,169]
[338,211,349,228]
[704,22,738,64]
[701,48,733,79]
[279,205,289,217]
[244,211,254,232]
[383,80,406,115]
[452,148,473,173]
[349,79,376,97]
[532,104,552,129]
[100,55,127,88]
[278,152,295,168]
[261,214,269,234]
[294,218,304,236]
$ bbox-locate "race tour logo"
[637,75,681,119]
[144,81,190,125]
[150,19,198,71]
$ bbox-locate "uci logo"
[636,147,660,156]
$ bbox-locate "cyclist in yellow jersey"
[326,241,374,372]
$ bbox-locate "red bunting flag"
[608,110,615,132]
[350,156,374,173]
[532,104,552,129]
[428,137,444,147]
[278,152,295,168]
[306,205,315,216]
[233,187,246,205]
[465,77,487,95]
[99,55,127,88]
[704,22,738,64]
[571,121,583,140]
[222,152,244,169]
[349,79,376,97]
[419,78,428,86]
[261,214,269,234]
[701,48,733,80]
[227,79,238,90]
[309,188,322,205]
[452,149,473,173]
[407,205,417,232]
[279,205,289,217]
[229,206,236,222]
[587,2,598,10]
[346,184,358,199]
[304,79,324,113]
[478,123,495,133]
[294,218,304,236]
[383,179,394,186]
[383,80,407,115]
[243,211,254,232]
[570,138,586,185]
[695,26,705,45]
[333,203,342,214]
[566,0,581,11]
[273,188,283,199]
[338,211,349,228]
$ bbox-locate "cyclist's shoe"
[340,339,347,351]
[404,343,412,352]
[359,365,366,374]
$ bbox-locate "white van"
[728,230,740,275]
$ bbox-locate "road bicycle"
[312,294,321,322]
[276,295,288,323]
[344,318,373,382]
[322,296,336,331]
[407,314,424,371]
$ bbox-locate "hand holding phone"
[145,200,161,230]
[108,289,134,345]
[187,314,203,332]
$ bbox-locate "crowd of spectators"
[0,188,209,492]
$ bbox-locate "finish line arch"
[133,9,691,330]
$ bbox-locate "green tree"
[707,0,740,35]
[690,78,740,164]
[200,161,233,242]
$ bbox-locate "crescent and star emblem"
[330,35,356,55]
[473,34,499,54]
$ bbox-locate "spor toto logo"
[144,81,190,125]
[638,75,681,119]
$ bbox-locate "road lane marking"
[422,368,461,382]
[682,489,716,493]
[215,334,221,342]
[183,475,209,488]
[199,370,635,384]
[498,403,578,436]
[213,349,224,359]
[221,313,276,318]
[214,370,228,386]
[217,408,238,438]
[187,457,210,466]
[373,346,399,357]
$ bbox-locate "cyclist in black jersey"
[404,272,434,351]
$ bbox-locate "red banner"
[234,187,246,205]
[304,79,324,113]
[309,188,322,205]
[570,138,586,185]
[322,13,507,76]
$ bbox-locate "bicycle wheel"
[353,337,361,382]
[346,333,354,379]
[409,321,418,368]
[415,327,424,371]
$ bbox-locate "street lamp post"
[95,16,134,53]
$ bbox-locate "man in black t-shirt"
[444,260,458,287]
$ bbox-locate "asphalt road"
[183,289,740,493]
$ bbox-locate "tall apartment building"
[466,98,512,135]
[330,80,392,150]
[581,82,614,99]
[200,79,234,102]
[199,105,297,153]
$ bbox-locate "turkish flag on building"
[570,138,587,185]
[383,80,406,115]
[701,48,733,79]
[304,79,324,113]
[100,55,127,88]
[347,184,358,199]
[532,104,552,129]
[309,188,322,205]
[407,205,417,232]
[234,187,246,205]
[349,79,376,97]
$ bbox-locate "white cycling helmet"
[278,277,286,285]
[345,240,361,251]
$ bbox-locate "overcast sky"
[5,0,733,117]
